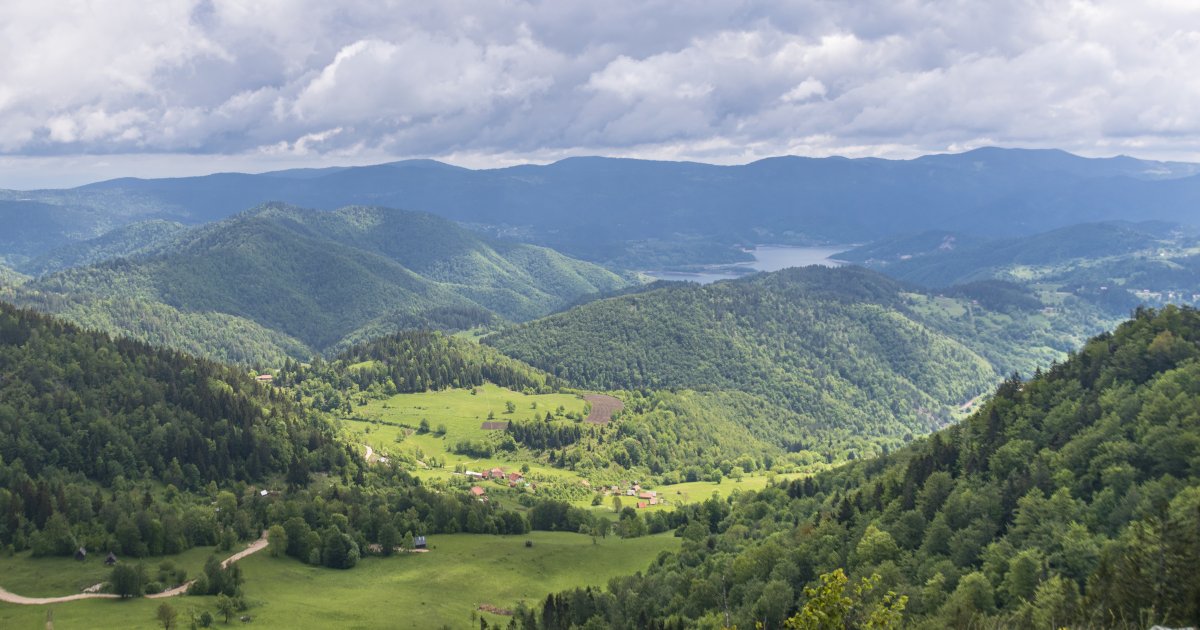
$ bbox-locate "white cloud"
[1,0,1199,185]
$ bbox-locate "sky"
[2,0,1199,188]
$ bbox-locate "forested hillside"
[19,219,187,275]
[0,263,26,287]
[513,305,1200,629]
[4,204,631,364]
[488,266,1086,445]
[275,330,559,412]
[0,303,532,575]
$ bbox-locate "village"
[458,466,666,510]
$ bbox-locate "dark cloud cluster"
[1,0,1197,183]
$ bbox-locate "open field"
[344,384,601,496]
[0,532,680,629]
[0,545,220,599]
[351,383,588,448]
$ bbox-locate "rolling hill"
[5,204,632,364]
[486,266,1087,446]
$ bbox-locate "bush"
[525,540,534,548]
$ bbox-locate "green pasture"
[0,532,679,629]
[0,545,218,598]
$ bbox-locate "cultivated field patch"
[583,393,623,424]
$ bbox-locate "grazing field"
[352,383,587,447]
[344,383,600,492]
[0,532,680,629]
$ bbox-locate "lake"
[643,245,850,284]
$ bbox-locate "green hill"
[6,204,632,364]
[20,219,187,275]
[516,305,1200,629]
[486,266,1098,443]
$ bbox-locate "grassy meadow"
[0,532,680,629]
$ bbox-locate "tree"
[755,579,794,629]
[156,602,178,630]
[267,525,287,558]
[612,496,623,513]
[216,593,236,624]
[110,562,147,598]
[378,523,399,556]
[853,524,900,568]
[402,530,415,551]
[785,569,906,630]
[505,401,517,414]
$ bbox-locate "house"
[255,374,273,383]
[637,502,648,509]
[414,536,427,549]
[74,547,87,562]
[489,467,505,479]
[507,472,524,484]
[637,491,657,500]
[465,470,483,478]
[470,486,487,501]
[104,552,118,566]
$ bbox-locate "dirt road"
[0,531,270,605]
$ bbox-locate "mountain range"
[4,148,1200,270]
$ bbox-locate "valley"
[0,152,1197,629]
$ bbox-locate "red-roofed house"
[470,486,487,501]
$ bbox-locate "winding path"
[0,531,269,605]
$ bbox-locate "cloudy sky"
[2,0,1198,187]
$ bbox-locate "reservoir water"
[644,245,850,284]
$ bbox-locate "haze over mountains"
[3,148,1199,270]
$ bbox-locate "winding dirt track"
[0,531,269,605]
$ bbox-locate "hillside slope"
[517,305,1200,629]
[488,266,1002,441]
[6,204,631,363]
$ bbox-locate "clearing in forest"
[583,394,623,424]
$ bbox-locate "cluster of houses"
[465,466,525,485]
[607,482,661,508]
[464,467,529,500]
